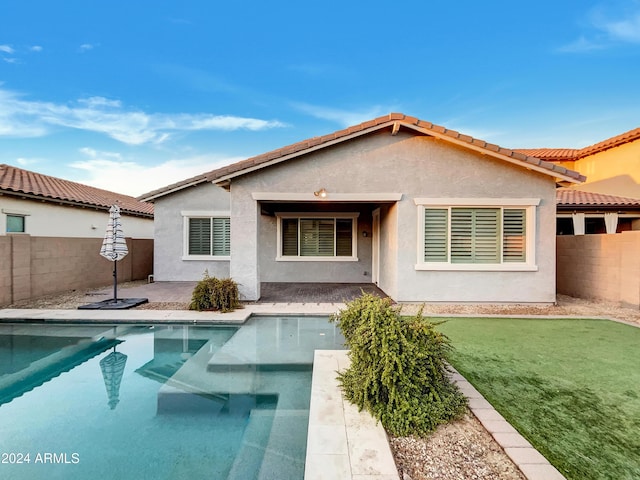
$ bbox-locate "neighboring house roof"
[139,113,585,201]
[516,127,640,161]
[0,164,154,217]
[556,188,640,209]
[515,148,579,162]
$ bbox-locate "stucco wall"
[377,203,398,300]
[557,231,640,307]
[153,183,230,281]
[231,130,557,303]
[0,196,153,239]
[0,235,153,306]
[572,140,640,198]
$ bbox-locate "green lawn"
[436,317,640,480]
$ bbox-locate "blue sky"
[1,1,639,196]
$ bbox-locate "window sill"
[415,263,538,272]
[182,255,230,261]
[276,256,359,262]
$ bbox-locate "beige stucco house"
[519,127,640,235]
[140,113,584,304]
[519,127,640,198]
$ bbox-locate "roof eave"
[399,122,585,185]
[0,190,154,218]
[211,121,395,185]
[137,178,209,202]
[211,119,585,186]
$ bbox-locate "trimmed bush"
[189,272,240,312]
[330,293,467,437]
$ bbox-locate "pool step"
[227,409,308,480]
[157,384,277,415]
[226,409,275,480]
[207,318,340,371]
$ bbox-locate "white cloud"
[557,36,606,53]
[0,87,285,144]
[30,45,43,52]
[599,12,640,42]
[78,147,122,161]
[559,2,640,52]
[291,102,393,128]
[78,96,122,108]
[79,43,95,52]
[186,115,287,131]
[0,45,15,54]
[70,154,245,197]
[15,157,41,166]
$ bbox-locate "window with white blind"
[276,213,358,261]
[415,199,538,271]
[182,211,230,260]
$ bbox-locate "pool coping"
[306,350,400,480]
[0,303,346,324]
[307,350,567,480]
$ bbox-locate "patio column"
[604,212,618,234]
[572,212,585,235]
[229,187,260,301]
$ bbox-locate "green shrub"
[189,272,240,312]
[330,293,467,437]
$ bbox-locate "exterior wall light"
[314,188,328,198]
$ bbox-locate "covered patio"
[256,282,388,303]
[78,281,389,306]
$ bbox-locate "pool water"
[0,316,345,480]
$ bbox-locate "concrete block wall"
[557,231,640,308]
[0,237,12,305]
[0,235,153,306]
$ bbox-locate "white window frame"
[2,208,30,234]
[276,212,359,262]
[414,198,539,271]
[181,210,231,261]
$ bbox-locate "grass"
[436,317,640,480]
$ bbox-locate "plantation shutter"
[503,209,526,262]
[451,208,473,263]
[424,209,448,262]
[451,208,499,263]
[188,218,211,255]
[474,209,500,263]
[211,217,231,256]
[300,219,334,256]
[282,218,299,256]
[335,219,353,256]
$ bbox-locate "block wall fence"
[557,231,640,308]
[0,236,153,306]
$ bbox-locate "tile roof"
[556,188,640,208]
[516,127,640,161]
[580,127,640,157]
[0,164,154,217]
[139,113,585,201]
[515,148,579,161]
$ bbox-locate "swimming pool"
[0,316,345,480]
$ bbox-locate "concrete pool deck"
[0,304,566,480]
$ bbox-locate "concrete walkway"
[83,281,388,305]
